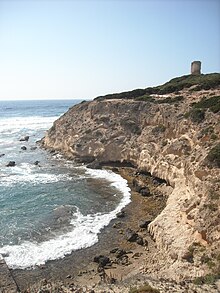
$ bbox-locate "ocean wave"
[0,169,131,269]
[0,116,58,134]
[0,163,71,187]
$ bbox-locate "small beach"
[11,167,168,292]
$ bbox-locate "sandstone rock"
[40,84,220,281]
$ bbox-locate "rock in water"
[19,135,29,142]
[6,161,16,167]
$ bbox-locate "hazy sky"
[0,0,219,100]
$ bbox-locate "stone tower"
[191,61,201,75]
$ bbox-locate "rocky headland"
[36,73,220,292]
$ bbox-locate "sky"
[0,0,219,100]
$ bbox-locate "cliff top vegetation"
[95,73,220,101]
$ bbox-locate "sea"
[0,99,131,270]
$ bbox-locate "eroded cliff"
[41,74,220,281]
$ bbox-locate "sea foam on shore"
[0,169,131,269]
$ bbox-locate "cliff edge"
[41,73,220,281]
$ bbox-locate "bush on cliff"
[189,109,205,123]
[156,73,220,94]
[207,143,220,168]
[95,73,220,100]
[192,95,220,113]
[129,283,160,293]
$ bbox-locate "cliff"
[41,74,220,281]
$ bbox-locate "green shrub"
[193,274,219,285]
[129,283,160,293]
[193,96,220,113]
[95,73,220,100]
[136,95,155,102]
[207,143,220,167]
[156,95,184,104]
[201,126,214,135]
[156,73,220,95]
[185,108,205,123]
[210,134,218,140]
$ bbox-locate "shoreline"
[11,167,167,292]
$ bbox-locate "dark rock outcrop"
[19,136,29,142]
[93,255,110,267]
[139,220,152,229]
[125,228,138,242]
[6,161,16,167]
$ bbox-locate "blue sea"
[0,100,131,269]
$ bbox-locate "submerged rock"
[30,146,37,150]
[116,210,125,218]
[6,161,16,167]
[21,146,27,150]
[19,135,29,142]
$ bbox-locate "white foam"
[0,116,58,134]
[0,169,131,269]
[0,163,71,187]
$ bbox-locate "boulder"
[132,177,145,192]
[115,249,127,258]
[21,146,27,150]
[19,136,29,142]
[133,177,150,196]
[6,161,16,167]
[139,220,152,229]
[87,161,102,169]
[117,210,125,218]
[93,255,110,267]
[0,154,5,157]
[125,228,138,242]
[34,161,40,165]
[136,236,144,246]
[30,146,37,150]
[139,187,151,196]
[110,248,119,254]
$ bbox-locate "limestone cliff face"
[41,87,220,280]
